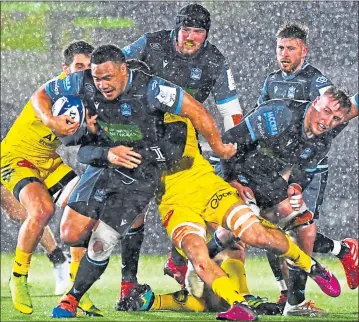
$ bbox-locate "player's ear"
[301,45,308,58]
[62,63,71,76]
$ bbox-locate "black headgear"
[175,4,211,41]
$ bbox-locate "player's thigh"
[159,203,207,256]
[44,158,77,200]
[0,185,27,222]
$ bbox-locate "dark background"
[1,1,358,254]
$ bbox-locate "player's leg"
[1,186,69,295]
[115,213,145,309]
[219,199,340,299]
[159,204,258,321]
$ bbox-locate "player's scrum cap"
[175,4,211,37]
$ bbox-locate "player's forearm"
[31,86,55,128]
[180,93,223,152]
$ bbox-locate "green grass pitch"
[1,253,358,321]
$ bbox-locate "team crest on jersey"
[316,76,328,84]
[190,67,202,81]
[120,103,131,116]
[300,148,312,159]
[150,43,162,51]
[94,189,106,203]
[287,86,296,99]
[85,83,95,92]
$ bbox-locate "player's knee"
[30,201,55,226]
[172,223,206,252]
[225,204,260,239]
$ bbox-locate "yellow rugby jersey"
[162,113,215,190]
[2,73,66,159]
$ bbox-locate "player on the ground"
[116,3,244,305]
[115,87,348,321]
[1,41,102,316]
[257,22,358,313]
[29,44,236,318]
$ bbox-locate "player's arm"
[211,60,243,130]
[222,101,293,181]
[122,34,147,61]
[148,79,236,159]
[32,72,84,136]
[257,76,271,105]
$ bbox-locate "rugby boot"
[9,274,33,314]
[283,300,326,317]
[309,257,341,297]
[52,294,78,318]
[115,284,154,311]
[244,294,282,315]
[276,291,288,312]
[339,238,358,289]
[78,292,104,317]
[216,302,258,321]
[163,256,187,287]
[114,281,137,311]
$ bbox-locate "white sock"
[278,280,287,291]
[331,240,342,256]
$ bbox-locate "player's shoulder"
[301,63,328,79]
[201,41,226,64]
[266,69,282,81]
[144,29,172,47]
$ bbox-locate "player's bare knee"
[29,202,55,226]
[172,223,206,253]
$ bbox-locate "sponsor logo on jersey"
[274,85,278,94]
[163,59,169,68]
[85,83,95,92]
[98,120,143,142]
[287,86,296,99]
[163,210,174,227]
[1,164,15,182]
[300,147,312,159]
[190,67,202,81]
[316,76,328,84]
[210,191,234,209]
[155,85,177,107]
[226,69,236,91]
[94,188,106,202]
[237,175,249,184]
[94,101,100,110]
[17,159,37,169]
[120,103,131,116]
[263,111,279,136]
[54,80,60,95]
[150,42,162,51]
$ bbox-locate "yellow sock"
[211,276,246,306]
[69,261,80,283]
[151,290,205,312]
[221,258,250,295]
[13,247,32,276]
[281,234,312,272]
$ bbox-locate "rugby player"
[1,41,102,316]
[114,87,348,321]
[116,3,244,305]
[257,22,358,314]
[29,44,236,318]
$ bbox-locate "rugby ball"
[52,95,85,131]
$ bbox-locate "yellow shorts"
[0,146,73,200]
[159,169,245,249]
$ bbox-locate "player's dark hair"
[63,40,94,66]
[323,86,352,114]
[276,22,308,45]
[91,45,126,66]
[175,4,211,41]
